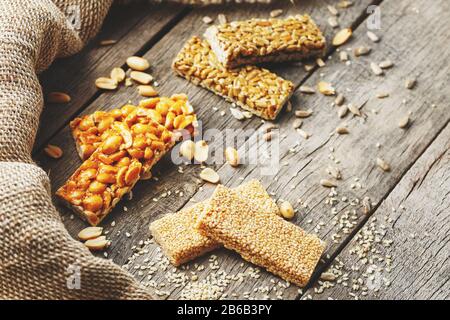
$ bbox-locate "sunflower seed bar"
[70,94,197,160]
[57,115,176,226]
[204,15,325,69]
[149,180,279,266]
[172,36,294,120]
[198,185,325,287]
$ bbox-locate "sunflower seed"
[353,46,371,57]
[297,129,311,139]
[295,109,313,118]
[366,31,380,42]
[299,85,316,94]
[320,179,337,188]
[347,103,361,117]
[370,62,384,76]
[332,28,352,46]
[335,94,345,106]
[47,92,71,104]
[336,126,349,134]
[99,39,116,46]
[292,119,303,129]
[44,144,63,159]
[320,272,337,281]
[405,78,416,89]
[337,105,349,118]
[376,157,391,172]
[398,115,410,128]
[377,92,389,99]
[379,60,394,69]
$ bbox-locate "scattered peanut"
[138,85,158,97]
[47,92,71,104]
[200,168,220,184]
[279,201,295,220]
[110,67,126,83]
[95,77,117,90]
[318,81,336,95]
[126,56,150,71]
[78,227,103,241]
[44,144,63,159]
[194,140,209,163]
[225,147,239,167]
[180,140,196,160]
[84,236,109,251]
[376,157,391,172]
[130,71,153,85]
[332,28,352,46]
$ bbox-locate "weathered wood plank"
[305,123,450,300]
[35,2,187,151]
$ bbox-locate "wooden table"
[35,0,449,300]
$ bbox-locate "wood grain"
[35,2,187,151]
[34,0,450,300]
[306,123,449,300]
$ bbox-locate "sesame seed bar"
[204,15,326,69]
[57,115,176,226]
[70,94,197,160]
[149,180,279,266]
[198,185,325,287]
[172,36,294,120]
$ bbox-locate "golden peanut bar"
[204,15,325,69]
[149,180,279,266]
[198,185,325,287]
[172,36,294,120]
[57,117,175,226]
[70,94,197,160]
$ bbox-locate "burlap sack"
[0,0,271,300]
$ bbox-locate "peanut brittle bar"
[172,36,294,120]
[204,15,325,69]
[70,94,197,160]
[57,108,194,226]
[149,180,279,266]
[197,185,325,287]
